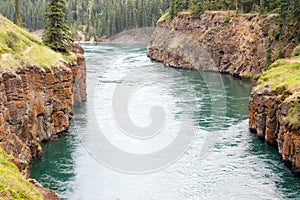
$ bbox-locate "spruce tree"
[43,0,73,53]
[169,0,175,18]
[13,0,22,26]
[289,0,300,43]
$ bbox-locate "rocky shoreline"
[249,88,300,176]
[0,44,86,172]
[0,44,86,199]
[0,14,88,199]
[248,60,300,176]
[147,11,300,176]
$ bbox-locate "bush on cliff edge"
[292,45,300,57]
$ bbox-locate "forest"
[0,0,299,43]
[169,0,300,43]
[0,0,168,40]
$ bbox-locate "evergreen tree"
[289,0,300,43]
[1,0,299,44]
[43,0,73,53]
[189,0,204,17]
[169,0,175,18]
[13,0,22,26]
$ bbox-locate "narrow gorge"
[147,11,300,176]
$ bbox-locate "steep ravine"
[147,11,300,176]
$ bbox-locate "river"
[30,44,300,200]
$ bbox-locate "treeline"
[0,0,168,40]
[169,0,300,43]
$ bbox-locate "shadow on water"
[30,104,88,199]
[29,130,77,195]
[175,69,253,130]
[247,132,300,199]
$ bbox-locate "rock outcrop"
[0,46,86,172]
[147,11,295,78]
[249,60,300,176]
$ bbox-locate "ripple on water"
[30,44,300,200]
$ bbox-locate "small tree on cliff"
[13,0,22,26]
[43,0,73,53]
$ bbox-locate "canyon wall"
[148,11,300,176]
[0,45,86,172]
[249,89,300,176]
[248,60,300,176]
[147,11,295,78]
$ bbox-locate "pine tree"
[43,0,73,53]
[189,0,203,17]
[289,0,300,43]
[13,0,22,26]
[169,0,175,18]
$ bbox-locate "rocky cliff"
[0,49,86,171]
[0,14,86,199]
[147,11,295,78]
[249,60,300,176]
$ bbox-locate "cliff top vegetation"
[256,50,300,130]
[0,14,74,71]
[257,59,300,94]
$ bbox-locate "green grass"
[21,44,65,69]
[0,55,20,70]
[0,148,42,200]
[257,60,300,93]
[157,12,171,23]
[0,14,75,70]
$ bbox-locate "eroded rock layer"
[249,85,300,176]
[147,11,295,78]
[0,47,86,171]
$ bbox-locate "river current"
[30,44,300,200]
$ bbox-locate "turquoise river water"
[30,44,300,200]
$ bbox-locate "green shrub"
[286,101,300,130]
[292,45,300,57]
[223,10,231,24]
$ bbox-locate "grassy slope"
[256,59,300,130]
[0,14,71,71]
[0,148,42,200]
[257,60,300,93]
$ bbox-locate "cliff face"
[0,49,86,171]
[0,14,86,199]
[147,11,295,78]
[249,60,300,176]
